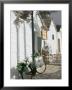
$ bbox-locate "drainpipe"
[31,11,35,63]
[31,11,36,76]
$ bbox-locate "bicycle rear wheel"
[35,56,47,74]
[36,64,46,74]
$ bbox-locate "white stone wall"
[34,13,61,55]
[10,11,62,79]
[57,28,62,54]
[11,11,32,69]
[47,20,58,54]
[11,11,17,68]
[11,11,62,68]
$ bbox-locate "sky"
[13,10,61,26]
[50,11,61,26]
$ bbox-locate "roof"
[38,11,51,30]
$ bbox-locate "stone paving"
[11,56,61,79]
[33,65,61,79]
[23,64,61,79]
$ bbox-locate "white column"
[25,22,32,59]
[17,22,25,62]
[17,21,32,62]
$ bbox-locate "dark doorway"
[37,37,42,54]
[58,39,60,52]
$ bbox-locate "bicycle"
[17,53,47,79]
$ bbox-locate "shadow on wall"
[10,67,21,79]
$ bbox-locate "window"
[52,34,54,40]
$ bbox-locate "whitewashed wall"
[57,28,62,54]
[11,11,17,68]
[11,11,62,71]
[47,20,58,54]
[34,13,61,55]
[10,11,62,79]
[11,11,32,69]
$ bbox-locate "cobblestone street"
[23,64,61,79]
[33,65,61,79]
[11,60,61,79]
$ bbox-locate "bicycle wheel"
[35,56,46,74]
[36,63,46,74]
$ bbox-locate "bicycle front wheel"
[36,64,46,74]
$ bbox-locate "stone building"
[10,11,61,78]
